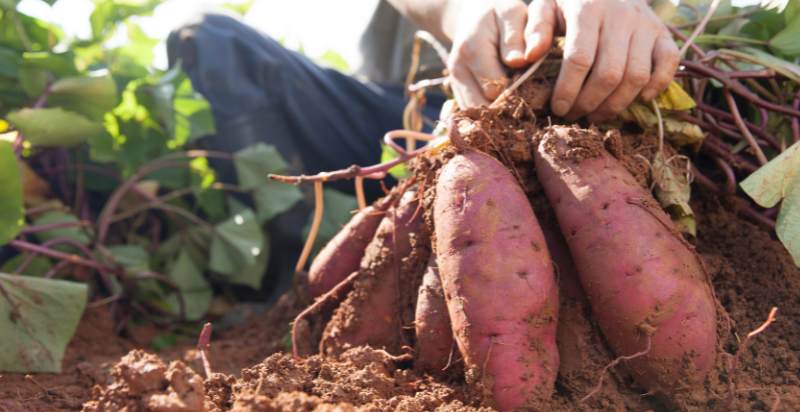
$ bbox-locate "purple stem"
[9,239,109,274]
[712,156,737,195]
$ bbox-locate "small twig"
[270,132,435,185]
[581,336,652,403]
[295,181,324,274]
[197,322,213,378]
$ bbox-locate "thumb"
[524,0,557,62]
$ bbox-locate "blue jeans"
[167,13,445,301]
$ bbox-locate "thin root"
[291,270,362,358]
[295,181,324,274]
[355,176,366,210]
[581,336,652,403]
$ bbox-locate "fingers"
[524,0,556,62]
[450,64,491,108]
[496,1,529,68]
[641,32,680,101]
[566,21,633,120]
[551,7,600,117]
[587,28,657,122]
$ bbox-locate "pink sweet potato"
[534,126,717,397]
[307,195,394,298]
[434,150,559,410]
[414,255,454,375]
[320,190,428,356]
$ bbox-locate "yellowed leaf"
[656,81,696,111]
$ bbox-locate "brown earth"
[1,80,798,411]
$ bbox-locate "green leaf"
[0,141,24,244]
[7,108,104,147]
[165,250,211,320]
[742,141,800,265]
[21,51,78,77]
[776,179,800,265]
[218,234,269,289]
[90,0,160,40]
[221,0,255,16]
[31,211,91,247]
[48,73,119,120]
[380,143,409,179]
[317,50,350,72]
[172,77,215,145]
[0,0,19,10]
[302,189,357,259]
[0,273,87,372]
[106,244,150,273]
[19,65,48,97]
[253,180,303,223]
[741,141,800,208]
[208,208,266,277]
[770,8,800,57]
[0,46,20,78]
[0,255,51,277]
[234,143,289,189]
[721,48,800,83]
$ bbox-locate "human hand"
[446,0,533,108]
[528,0,680,122]
[446,0,679,121]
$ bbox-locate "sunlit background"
[17,0,379,71]
[18,0,764,73]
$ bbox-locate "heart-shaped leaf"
[0,273,88,372]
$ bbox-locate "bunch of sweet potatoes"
[303,123,717,411]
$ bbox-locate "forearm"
[386,0,463,43]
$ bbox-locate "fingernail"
[525,33,541,58]
[552,99,569,116]
[506,49,523,63]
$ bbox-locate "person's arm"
[388,0,680,121]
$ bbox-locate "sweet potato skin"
[414,255,453,375]
[307,203,386,299]
[534,126,717,396]
[320,191,426,356]
[434,151,559,411]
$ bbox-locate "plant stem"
[724,91,768,164]
[9,240,110,273]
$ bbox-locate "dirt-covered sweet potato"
[320,190,429,356]
[434,150,559,411]
[307,195,394,299]
[414,255,454,376]
[534,126,717,397]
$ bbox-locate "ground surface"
[0,192,797,411]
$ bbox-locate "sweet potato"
[320,190,428,356]
[414,255,454,375]
[307,195,394,299]
[534,126,716,397]
[434,150,559,410]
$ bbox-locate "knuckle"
[627,69,650,87]
[565,51,594,72]
[597,67,623,87]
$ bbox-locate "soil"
[2,79,798,412]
